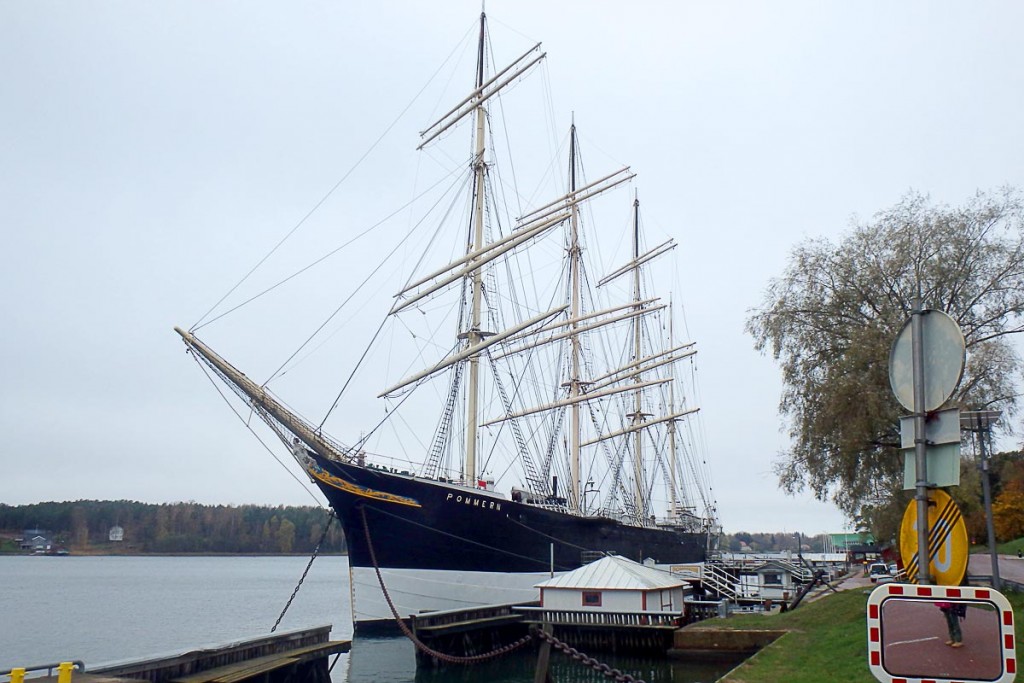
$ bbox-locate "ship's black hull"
[310,454,707,574]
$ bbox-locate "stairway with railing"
[698,559,739,601]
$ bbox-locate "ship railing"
[361,453,424,475]
[515,606,683,628]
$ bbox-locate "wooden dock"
[409,599,726,662]
[4,626,350,683]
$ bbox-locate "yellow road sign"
[899,488,968,585]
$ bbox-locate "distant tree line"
[0,500,345,554]
[721,532,831,554]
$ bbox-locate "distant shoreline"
[0,551,348,557]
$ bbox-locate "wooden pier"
[409,599,726,663]
[410,602,535,665]
[3,626,350,683]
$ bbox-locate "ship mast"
[629,194,647,523]
[465,12,488,486]
[568,121,582,513]
[668,296,678,518]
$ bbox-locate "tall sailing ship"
[176,13,718,632]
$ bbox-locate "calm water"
[0,556,732,683]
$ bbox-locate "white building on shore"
[535,554,689,613]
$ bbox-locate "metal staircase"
[699,559,739,601]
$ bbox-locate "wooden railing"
[411,601,537,631]
[514,606,682,628]
[87,626,336,683]
[684,599,728,621]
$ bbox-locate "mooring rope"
[271,511,336,632]
[534,627,648,683]
[359,504,649,681]
[359,505,534,663]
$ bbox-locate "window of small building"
[763,572,782,585]
[581,591,602,607]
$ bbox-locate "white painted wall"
[541,586,687,612]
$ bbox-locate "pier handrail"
[87,625,333,682]
[0,662,85,677]
[514,606,683,628]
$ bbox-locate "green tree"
[747,190,1024,525]
[71,505,88,549]
[276,519,296,553]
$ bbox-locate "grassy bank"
[997,537,1024,555]
[691,586,1024,683]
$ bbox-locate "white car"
[868,562,894,583]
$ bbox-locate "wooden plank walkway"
[16,627,350,683]
[169,641,349,683]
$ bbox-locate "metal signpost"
[888,304,966,586]
[872,307,1016,683]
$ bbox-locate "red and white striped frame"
[866,583,1017,683]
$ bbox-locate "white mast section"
[390,211,569,315]
[490,304,666,360]
[480,377,671,427]
[588,342,696,386]
[629,195,646,522]
[581,407,700,447]
[530,299,658,336]
[598,239,677,287]
[464,16,488,486]
[587,351,696,393]
[173,327,352,464]
[669,299,678,517]
[518,167,635,226]
[396,210,571,299]
[379,306,568,398]
[569,122,582,513]
[418,43,546,150]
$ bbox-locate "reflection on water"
[2,556,735,683]
[0,555,350,667]
[344,635,737,683]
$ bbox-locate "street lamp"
[962,409,1002,591]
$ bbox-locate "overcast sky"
[3,1,1023,535]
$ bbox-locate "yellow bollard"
[9,669,26,683]
[56,662,74,683]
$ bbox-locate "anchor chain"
[271,511,336,633]
[360,505,646,680]
[359,505,533,664]
[533,627,648,683]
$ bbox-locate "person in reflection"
[936,601,964,648]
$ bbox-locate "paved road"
[968,553,1024,585]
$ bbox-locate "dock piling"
[532,624,553,683]
[56,663,74,683]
